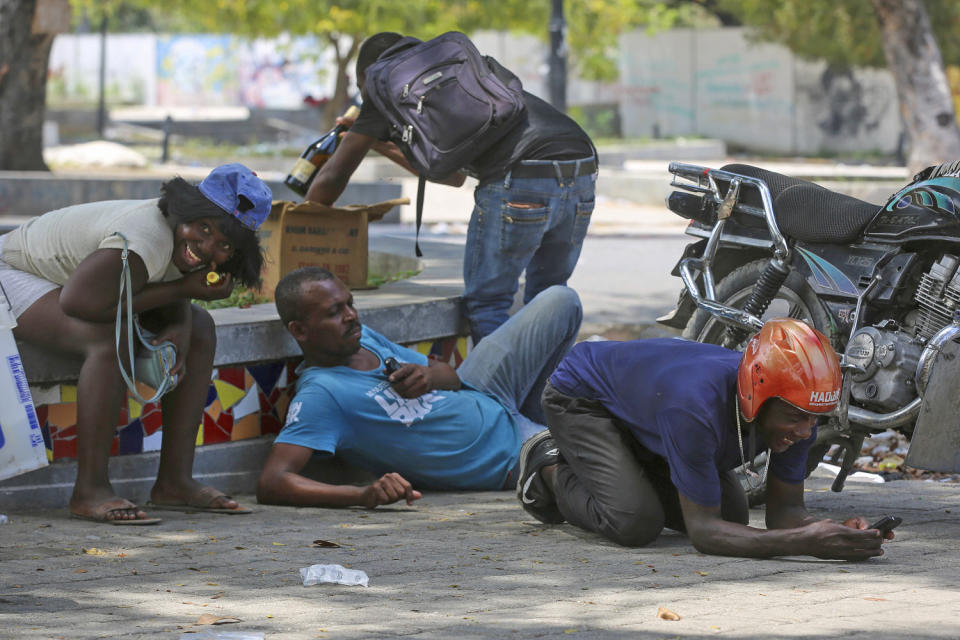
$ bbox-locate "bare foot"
[149,481,250,514]
[69,495,159,524]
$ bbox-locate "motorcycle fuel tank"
[865,177,960,240]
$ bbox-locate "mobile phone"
[384,357,402,376]
[868,515,902,534]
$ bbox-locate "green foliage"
[67,0,721,85]
[568,104,621,139]
[714,0,960,68]
[366,268,422,289]
[193,285,271,310]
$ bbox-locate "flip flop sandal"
[69,497,163,526]
[146,486,252,514]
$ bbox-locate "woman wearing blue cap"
[0,163,271,524]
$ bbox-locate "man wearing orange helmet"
[516,318,894,560]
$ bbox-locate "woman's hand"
[149,318,191,378]
[179,269,234,301]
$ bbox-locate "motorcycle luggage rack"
[668,162,791,333]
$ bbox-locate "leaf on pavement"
[196,614,241,625]
[656,606,681,621]
[311,539,341,548]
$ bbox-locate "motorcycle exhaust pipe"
[846,398,921,430]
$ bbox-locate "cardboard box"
[259,198,408,296]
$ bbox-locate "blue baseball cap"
[198,163,273,231]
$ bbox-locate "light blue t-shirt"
[276,326,520,490]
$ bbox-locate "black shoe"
[516,430,564,524]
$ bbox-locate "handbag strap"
[113,232,171,405]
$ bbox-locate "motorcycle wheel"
[682,259,836,506]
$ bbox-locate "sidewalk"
[1,468,957,639]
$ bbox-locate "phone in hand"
[868,515,902,535]
[384,357,402,376]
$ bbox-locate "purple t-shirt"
[549,338,815,507]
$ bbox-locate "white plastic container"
[0,287,48,481]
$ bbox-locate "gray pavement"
[1,468,958,639]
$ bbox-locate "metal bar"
[679,257,764,332]
[847,398,921,430]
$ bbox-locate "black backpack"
[364,31,527,255]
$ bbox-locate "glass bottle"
[284,104,361,197]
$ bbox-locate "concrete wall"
[46,28,903,156]
[618,28,901,155]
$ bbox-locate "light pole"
[548,0,567,112]
[96,16,107,138]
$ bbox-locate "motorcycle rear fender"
[905,327,960,472]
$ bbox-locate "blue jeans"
[457,285,582,442]
[463,160,596,344]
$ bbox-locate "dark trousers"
[542,381,749,547]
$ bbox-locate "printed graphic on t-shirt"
[366,380,445,427]
[285,401,303,427]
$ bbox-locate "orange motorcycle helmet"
[736,318,843,422]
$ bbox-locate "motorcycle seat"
[773,183,881,243]
[720,164,880,243]
[720,164,814,202]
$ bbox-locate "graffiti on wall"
[157,35,241,106]
[814,65,892,138]
[50,34,335,110]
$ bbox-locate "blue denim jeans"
[457,285,582,439]
[463,160,596,344]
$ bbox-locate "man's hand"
[360,472,422,508]
[335,113,358,128]
[844,515,896,541]
[388,363,434,398]
[801,519,885,560]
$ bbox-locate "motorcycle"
[658,161,960,503]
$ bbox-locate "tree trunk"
[0,0,54,171]
[871,0,960,174]
[320,34,360,130]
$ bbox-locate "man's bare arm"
[304,131,377,205]
[679,480,883,560]
[257,442,421,508]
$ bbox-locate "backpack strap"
[415,175,425,258]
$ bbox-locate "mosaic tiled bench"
[1,235,470,508]
[27,334,470,462]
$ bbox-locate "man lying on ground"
[256,267,581,508]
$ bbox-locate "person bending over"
[304,31,597,344]
[0,163,270,524]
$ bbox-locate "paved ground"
[1,468,958,640]
[5,152,955,638]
